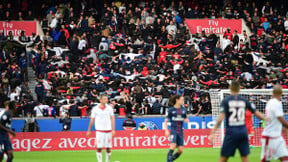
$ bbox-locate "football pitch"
[14,147,279,162]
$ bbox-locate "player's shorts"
[169,132,184,147]
[0,137,13,155]
[221,131,250,157]
[261,136,288,161]
[96,131,112,149]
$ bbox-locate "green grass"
[14,148,279,162]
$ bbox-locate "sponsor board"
[12,116,216,132]
[0,21,37,36]
[185,19,242,34]
[12,130,212,152]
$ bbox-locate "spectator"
[69,100,79,117]
[59,101,71,117]
[33,102,49,117]
[122,114,136,130]
[44,105,56,118]
[10,89,19,102]
[49,15,58,29]
[78,100,89,117]
[166,21,177,36]
[22,112,39,132]
[223,28,233,41]
[18,31,30,43]
[233,30,239,48]
[285,18,288,34]
[1,0,288,118]
[252,12,260,27]
[47,10,54,25]
[138,122,148,130]
[35,80,45,103]
[59,112,72,131]
[160,85,170,107]
[151,100,163,114]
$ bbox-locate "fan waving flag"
[159,44,181,49]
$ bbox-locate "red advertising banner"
[185,19,242,34]
[12,129,212,152]
[0,21,37,36]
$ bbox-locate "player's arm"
[164,118,170,137]
[184,109,189,123]
[0,123,15,137]
[210,112,225,136]
[86,117,95,138]
[164,108,172,137]
[253,110,268,121]
[132,121,136,130]
[248,101,270,122]
[111,115,116,137]
[278,116,288,128]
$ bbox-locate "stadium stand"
[0,0,288,118]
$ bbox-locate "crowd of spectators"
[0,0,288,118]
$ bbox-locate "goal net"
[209,89,288,148]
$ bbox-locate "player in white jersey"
[261,85,288,162]
[87,94,115,162]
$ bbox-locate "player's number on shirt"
[228,101,246,126]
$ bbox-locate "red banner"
[0,21,37,36]
[12,129,212,152]
[185,19,242,34]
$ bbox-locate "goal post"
[209,89,288,148]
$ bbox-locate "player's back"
[262,98,283,137]
[221,95,255,135]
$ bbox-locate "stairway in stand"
[27,67,37,99]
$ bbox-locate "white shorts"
[96,131,112,149]
[261,136,288,161]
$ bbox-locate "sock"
[3,154,7,161]
[106,151,111,162]
[7,159,12,162]
[172,152,181,160]
[96,151,102,162]
[167,150,174,162]
[249,135,254,145]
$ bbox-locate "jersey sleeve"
[183,108,187,119]
[166,108,172,119]
[246,100,256,114]
[274,102,284,117]
[90,107,96,118]
[109,106,114,117]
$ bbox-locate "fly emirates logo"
[114,133,211,148]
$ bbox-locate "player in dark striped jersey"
[0,101,16,162]
[164,95,189,162]
[209,80,269,162]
